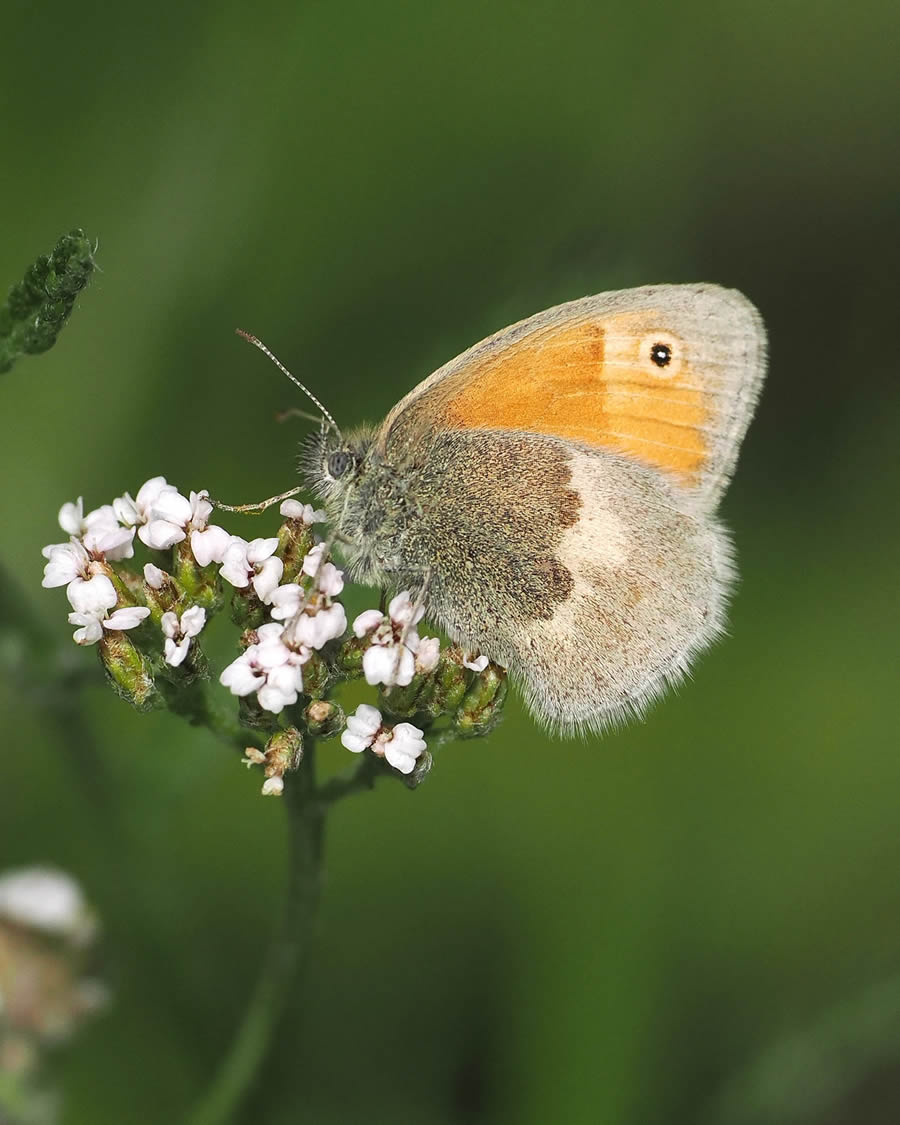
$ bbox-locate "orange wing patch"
[442,313,708,482]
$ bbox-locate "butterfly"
[295,283,766,735]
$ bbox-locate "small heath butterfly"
[301,283,766,734]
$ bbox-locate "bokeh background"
[2,2,899,1122]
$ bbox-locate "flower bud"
[303,699,345,738]
[276,517,315,584]
[455,663,508,736]
[98,631,159,711]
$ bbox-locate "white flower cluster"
[341,704,427,775]
[42,496,150,644]
[218,500,347,714]
[352,591,440,687]
[43,479,449,784]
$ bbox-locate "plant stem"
[185,741,325,1125]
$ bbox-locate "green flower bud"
[98,631,159,711]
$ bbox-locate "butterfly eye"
[650,342,672,368]
[326,450,354,480]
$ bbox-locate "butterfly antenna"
[235,329,342,440]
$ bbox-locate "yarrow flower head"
[340,704,427,775]
[41,470,504,796]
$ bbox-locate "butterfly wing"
[379,283,766,513]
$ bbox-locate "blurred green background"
[2,1,899,1122]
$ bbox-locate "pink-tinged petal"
[345,704,382,740]
[463,653,489,673]
[150,489,192,527]
[301,543,326,577]
[252,556,284,603]
[113,492,140,526]
[353,609,384,638]
[164,635,191,667]
[139,520,186,550]
[415,636,441,674]
[67,612,103,646]
[180,606,206,637]
[189,491,213,530]
[246,537,280,564]
[42,541,89,587]
[104,606,150,630]
[340,731,373,753]
[160,611,179,639]
[66,574,118,614]
[316,562,344,597]
[256,684,290,714]
[134,476,175,514]
[143,563,166,589]
[388,591,425,628]
[191,525,231,567]
[85,524,136,561]
[269,583,303,621]
[58,498,84,535]
[220,655,265,695]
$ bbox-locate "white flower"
[463,652,489,673]
[0,867,91,940]
[387,591,425,630]
[339,706,427,775]
[161,605,207,667]
[122,476,191,550]
[382,723,427,774]
[67,611,104,646]
[261,776,284,796]
[66,573,118,615]
[143,563,166,589]
[280,499,326,524]
[352,609,384,637]
[105,607,150,630]
[219,622,310,713]
[66,603,149,645]
[341,703,383,753]
[58,497,85,536]
[363,643,416,687]
[352,590,429,688]
[220,537,284,602]
[191,524,232,567]
[415,636,441,674]
[42,539,90,587]
[287,602,347,649]
[82,505,135,560]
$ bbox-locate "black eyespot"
[327,450,354,479]
[650,342,672,368]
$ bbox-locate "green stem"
[185,741,325,1125]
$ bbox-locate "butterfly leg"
[213,485,304,514]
